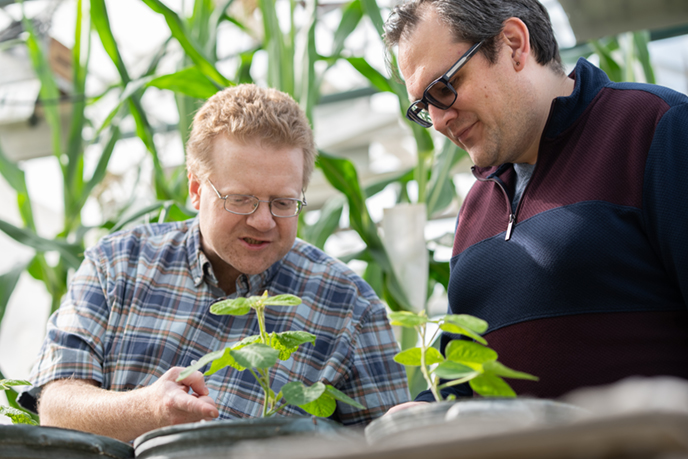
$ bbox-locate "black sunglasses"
[406,41,483,128]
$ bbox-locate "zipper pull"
[505,213,515,241]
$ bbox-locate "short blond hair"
[186,84,317,188]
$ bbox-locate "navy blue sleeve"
[642,101,688,307]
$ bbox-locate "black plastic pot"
[365,398,588,446]
[0,424,134,459]
[134,416,342,459]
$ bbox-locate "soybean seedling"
[179,291,365,417]
[390,311,538,400]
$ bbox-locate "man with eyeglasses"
[384,0,688,413]
[20,84,409,441]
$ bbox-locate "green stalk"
[418,324,441,401]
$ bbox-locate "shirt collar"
[542,57,611,139]
[185,216,285,294]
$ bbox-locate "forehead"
[397,12,472,99]
[208,136,304,193]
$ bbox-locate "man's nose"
[429,103,458,132]
[246,201,277,231]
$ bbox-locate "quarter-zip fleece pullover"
[419,57,688,401]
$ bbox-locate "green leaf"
[177,349,226,380]
[230,343,279,369]
[389,311,428,328]
[0,219,82,269]
[633,30,655,84]
[445,340,498,365]
[325,385,365,410]
[483,361,538,381]
[0,263,28,326]
[393,347,444,366]
[205,335,262,374]
[443,314,488,334]
[332,0,363,58]
[440,323,487,345]
[426,141,462,217]
[359,0,385,38]
[21,7,62,160]
[299,392,337,418]
[433,361,479,380]
[210,297,251,316]
[0,406,38,425]
[140,0,233,88]
[282,381,326,406]
[346,57,394,93]
[263,294,302,306]
[589,39,623,82]
[147,66,219,99]
[316,151,412,312]
[270,331,316,360]
[299,196,344,250]
[469,373,516,398]
[0,379,31,391]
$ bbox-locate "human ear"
[188,172,202,210]
[501,17,531,71]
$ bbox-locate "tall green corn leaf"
[346,57,394,93]
[426,141,462,217]
[0,220,81,269]
[80,124,122,209]
[317,152,411,311]
[0,262,28,328]
[141,0,232,87]
[633,31,655,84]
[65,0,89,192]
[148,67,219,99]
[332,0,363,58]
[359,0,385,39]
[589,39,623,82]
[91,0,172,200]
[259,0,292,94]
[299,196,344,250]
[295,0,318,119]
[20,6,63,164]
[0,142,35,230]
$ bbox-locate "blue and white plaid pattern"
[28,218,409,425]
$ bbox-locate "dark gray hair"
[384,0,564,75]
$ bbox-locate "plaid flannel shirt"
[23,218,409,425]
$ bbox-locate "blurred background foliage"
[0,0,668,406]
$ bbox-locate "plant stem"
[418,324,442,402]
[438,374,477,390]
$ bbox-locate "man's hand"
[384,401,429,416]
[140,367,219,427]
[39,367,219,442]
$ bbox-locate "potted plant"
[134,292,366,458]
[365,311,586,444]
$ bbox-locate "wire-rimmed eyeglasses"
[406,41,483,128]
[207,179,307,218]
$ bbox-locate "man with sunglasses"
[20,85,409,441]
[384,0,688,412]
